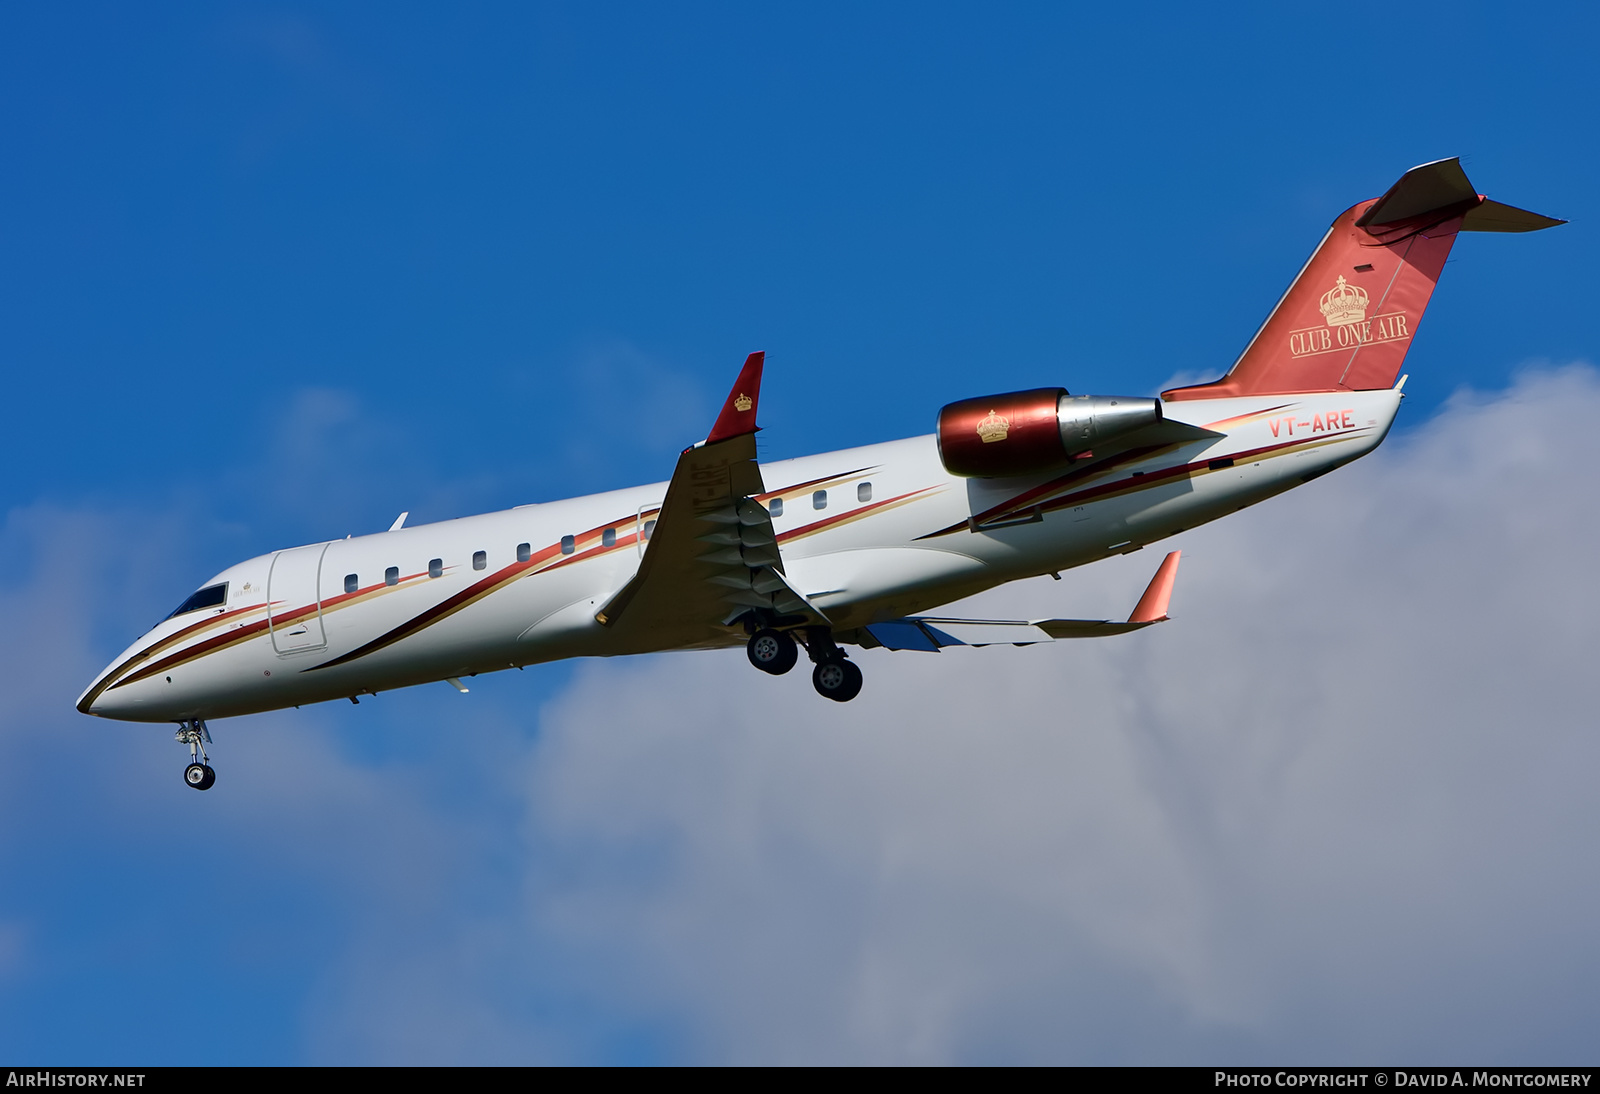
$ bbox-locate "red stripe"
[777,487,938,545]
[113,617,276,688]
[919,430,1362,539]
[1201,403,1296,431]
[919,445,1175,538]
[755,466,876,502]
[307,510,643,671]
[90,602,269,699]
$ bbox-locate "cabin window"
[385,566,399,586]
[344,574,359,594]
[428,558,443,578]
[769,497,783,518]
[813,490,827,510]
[473,550,486,570]
[644,520,657,540]
[517,542,531,563]
[857,482,872,503]
[602,528,616,548]
[166,582,228,620]
[561,535,575,555]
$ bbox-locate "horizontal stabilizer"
[864,552,1181,651]
[1460,199,1566,233]
[1356,158,1565,233]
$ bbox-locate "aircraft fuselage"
[78,388,1400,723]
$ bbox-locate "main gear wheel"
[811,657,863,702]
[747,628,799,675]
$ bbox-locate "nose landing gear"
[175,720,215,791]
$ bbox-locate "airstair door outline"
[267,543,330,655]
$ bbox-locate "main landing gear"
[811,657,863,703]
[176,720,215,791]
[746,628,799,675]
[744,625,863,702]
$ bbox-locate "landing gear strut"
[746,628,799,675]
[804,627,863,703]
[176,720,215,791]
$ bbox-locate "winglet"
[704,352,765,445]
[1127,551,1181,623]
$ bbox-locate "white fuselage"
[79,389,1401,723]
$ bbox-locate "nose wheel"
[175,720,215,791]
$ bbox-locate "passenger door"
[267,543,330,654]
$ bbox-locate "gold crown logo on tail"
[1320,275,1370,327]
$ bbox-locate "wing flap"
[922,621,1053,646]
[864,551,1181,651]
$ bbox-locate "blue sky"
[1,3,1596,1064]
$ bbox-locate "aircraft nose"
[77,669,116,717]
[77,660,139,719]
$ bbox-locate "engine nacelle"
[936,387,1163,478]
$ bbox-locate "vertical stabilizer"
[1164,159,1562,401]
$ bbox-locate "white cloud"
[514,365,1600,1063]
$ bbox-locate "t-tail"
[1164,158,1564,402]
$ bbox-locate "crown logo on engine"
[1319,275,1369,328]
[976,409,1010,443]
[734,393,753,412]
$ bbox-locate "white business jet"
[77,159,1561,790]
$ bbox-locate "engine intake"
[937,388,1162,478]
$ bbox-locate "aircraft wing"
[864,551,1181,650]
[596,353,824,647]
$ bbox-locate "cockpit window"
[167,582,228,620]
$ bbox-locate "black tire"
[198,765,216,791]
[811,657,863,702]
[747,628,798,676]
[185,762,212,790]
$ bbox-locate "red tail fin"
[1164,159,1563,401]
